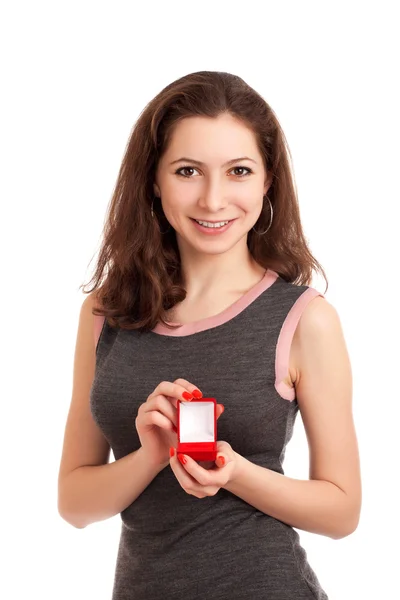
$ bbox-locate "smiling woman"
[58,70,360,600]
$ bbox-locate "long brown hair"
[81,71,328,332]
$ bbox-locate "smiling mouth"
[190,218,236,223]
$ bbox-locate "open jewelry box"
[177,397,217,461]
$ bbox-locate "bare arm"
[59,448,168,529]
[57,293,169,529]
[224,297,362,540]
[224,456,355,539]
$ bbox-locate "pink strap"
[94,314,105,350]
[275,288,325,400]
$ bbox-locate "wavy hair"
[81,71,328,332]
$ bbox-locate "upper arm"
[292,296,361,527]
[58,293,111,493]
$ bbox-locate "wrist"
[137,447,170,474]
[225,451,247,489]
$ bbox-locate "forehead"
[163,113,260,159]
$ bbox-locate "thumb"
[215,453,227,467]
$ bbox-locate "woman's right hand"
[135,378,224,469]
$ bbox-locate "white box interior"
[179,401,215,442]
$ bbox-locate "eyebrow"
[169,156,258,167]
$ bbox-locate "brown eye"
[175,166,198,177]
[231,166,252,177]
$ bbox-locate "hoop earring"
[151,197,171,234]
[252,195,273,235]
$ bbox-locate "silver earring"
[151,197,171,234]
[252,195,273,235]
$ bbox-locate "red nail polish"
[178,454,187,465]
[220,404,225,412]
[169,447,175,457]
[182,391,194,400]
[218,456,225,465]
[192,389,202,398]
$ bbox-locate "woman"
[58,71,361,599]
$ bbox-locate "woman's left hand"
[169,441,241,498]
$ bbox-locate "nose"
[197,180,228,213]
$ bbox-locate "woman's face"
[154,112,272,251]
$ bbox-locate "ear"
[264,172,273,196]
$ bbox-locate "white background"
[1,1,399,598]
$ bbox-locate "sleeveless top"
[90,269,329,599]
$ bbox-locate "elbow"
[59,507,87,529]
[329,508,361,540]
[327,485,362,540]
[58,497,87,529]
[343,512,361,538]
[329,524,358,540]
[58,477,88,529]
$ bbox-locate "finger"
[170,452,222,497]
[137,409,175,432]
[170,450,200,488]
[176,454,212,487]
[216,404,225,419]
[215,454,226,467]
[198,460,215,470]
[173,378,203,399]
[140,395,177,429]
[149,380,202,409]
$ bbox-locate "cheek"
[164,175,191,193]
[237,198,262,214]
[164,189,198,214]
[235,184,263,206]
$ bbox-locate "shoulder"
[291,295,344,385]
[80,292,104,336]
[79,292,106,353]
[297,294,338,333]
[82,290,103,313]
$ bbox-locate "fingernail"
[192,389,202,398]
[182,391,194,400]
[218,456,225,465]
[220,404,225,413]
[169,447,175,457]
[178,454,187,465]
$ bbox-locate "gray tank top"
[90,269,329,599]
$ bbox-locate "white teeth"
[195,220,229,228]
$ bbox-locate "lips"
[191,218,234,223]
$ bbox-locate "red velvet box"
[177,397,217,461]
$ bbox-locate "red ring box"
[177,397,217,461]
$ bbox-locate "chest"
[166,299,299,389]
[92,327,294,458]
[165,290,249,324]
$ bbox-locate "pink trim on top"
[93,270,277,349]
[93,277,326,404]
[151,269,278,336]
[275,288,325,401]
[94,314,105,350]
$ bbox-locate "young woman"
[58,71,361,599]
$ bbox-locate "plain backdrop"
[1,1,399,599]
